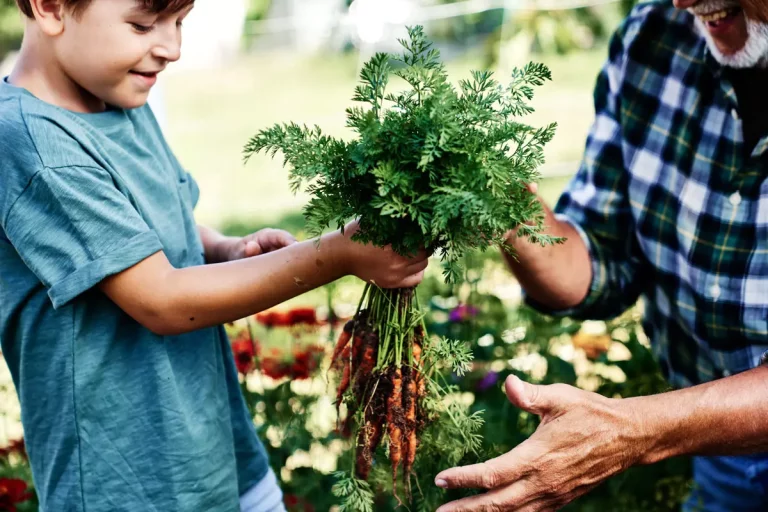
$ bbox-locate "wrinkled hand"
[434,376,647,512]
[226,229,298,261]
[339,220,429,288]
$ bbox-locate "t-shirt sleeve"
[4,165,163,309]
[184,171,200,209]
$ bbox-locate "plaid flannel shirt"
[537,1,768,388]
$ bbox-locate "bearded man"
[434,1,768,511]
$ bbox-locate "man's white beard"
[694,14,768,68]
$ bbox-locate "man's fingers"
[505,375,574,416]
[435,453,524,491]
[435,479,532,512]
[526,182,539,194]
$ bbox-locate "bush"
[0,1,23,62]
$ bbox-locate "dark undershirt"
[727,67,768,156]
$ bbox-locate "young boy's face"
[55,0,193,109]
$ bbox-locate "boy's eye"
[130,23,154,33]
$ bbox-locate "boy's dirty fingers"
[398,269,426,289]
[407,257,429,274]
[243,229,297,258]
[255,229,298,253]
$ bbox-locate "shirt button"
[729,191,742,206]
[761,351,768,365]
[722,369,732,377]
[710,284,721,299]
[731,108,740,121]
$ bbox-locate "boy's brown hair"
[14,0,194,19]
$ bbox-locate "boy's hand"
[223,229,297,261]
[335,221,429,288]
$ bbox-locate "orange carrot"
[355,414,384,480]
[353,333,378,402]
[330,328,352,367]
[403,366,418,493]
[412,342,422,366]
[351,334,364,369]
[336,346,352,414]
[388,367,404,487]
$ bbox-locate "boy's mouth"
[129,70,159,87]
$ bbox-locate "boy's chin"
[111,93,150,110]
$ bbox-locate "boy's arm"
[197,225,297,264]
[99,222,428,336]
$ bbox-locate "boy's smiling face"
[38,0,194,110]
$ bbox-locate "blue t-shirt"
[0,78,269,511]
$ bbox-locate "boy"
[0,1,429,511]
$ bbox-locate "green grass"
[163,46,605,230]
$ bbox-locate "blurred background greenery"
[0,0,639,237]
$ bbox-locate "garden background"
[0,1,694,510]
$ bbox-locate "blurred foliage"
[246,0,273,22]
[621,0,641,16]
[0,0,23,62]
[481,5,615,67]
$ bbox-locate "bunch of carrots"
[329,284,431,497]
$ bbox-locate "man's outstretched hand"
[434,376,648,512]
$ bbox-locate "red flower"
[286,308,318,326]
[231,335,256,375]
[261,358,289,380]
[284,494,314,512]
[8,439,25,457]
[288,346,324,380]
[255,311,292,328]
[0,478,33,512]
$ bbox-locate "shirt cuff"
[48,231,163,309]
[523,214,605,318]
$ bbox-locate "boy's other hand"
[227,229,298,261]
[335,220,429,288]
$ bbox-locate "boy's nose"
[153,41,181,64]
[152,26,182,63]
[673,0,699,9]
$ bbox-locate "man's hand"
[434,376,647,512]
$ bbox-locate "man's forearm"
[633,365,768,463]
[504,200,593,310]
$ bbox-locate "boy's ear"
[28,0,67,36]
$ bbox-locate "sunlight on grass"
[163,48,604,229]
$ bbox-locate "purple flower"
[449,304,479,323]
[476,371,500,393]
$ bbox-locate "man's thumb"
[504,375,553,416]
